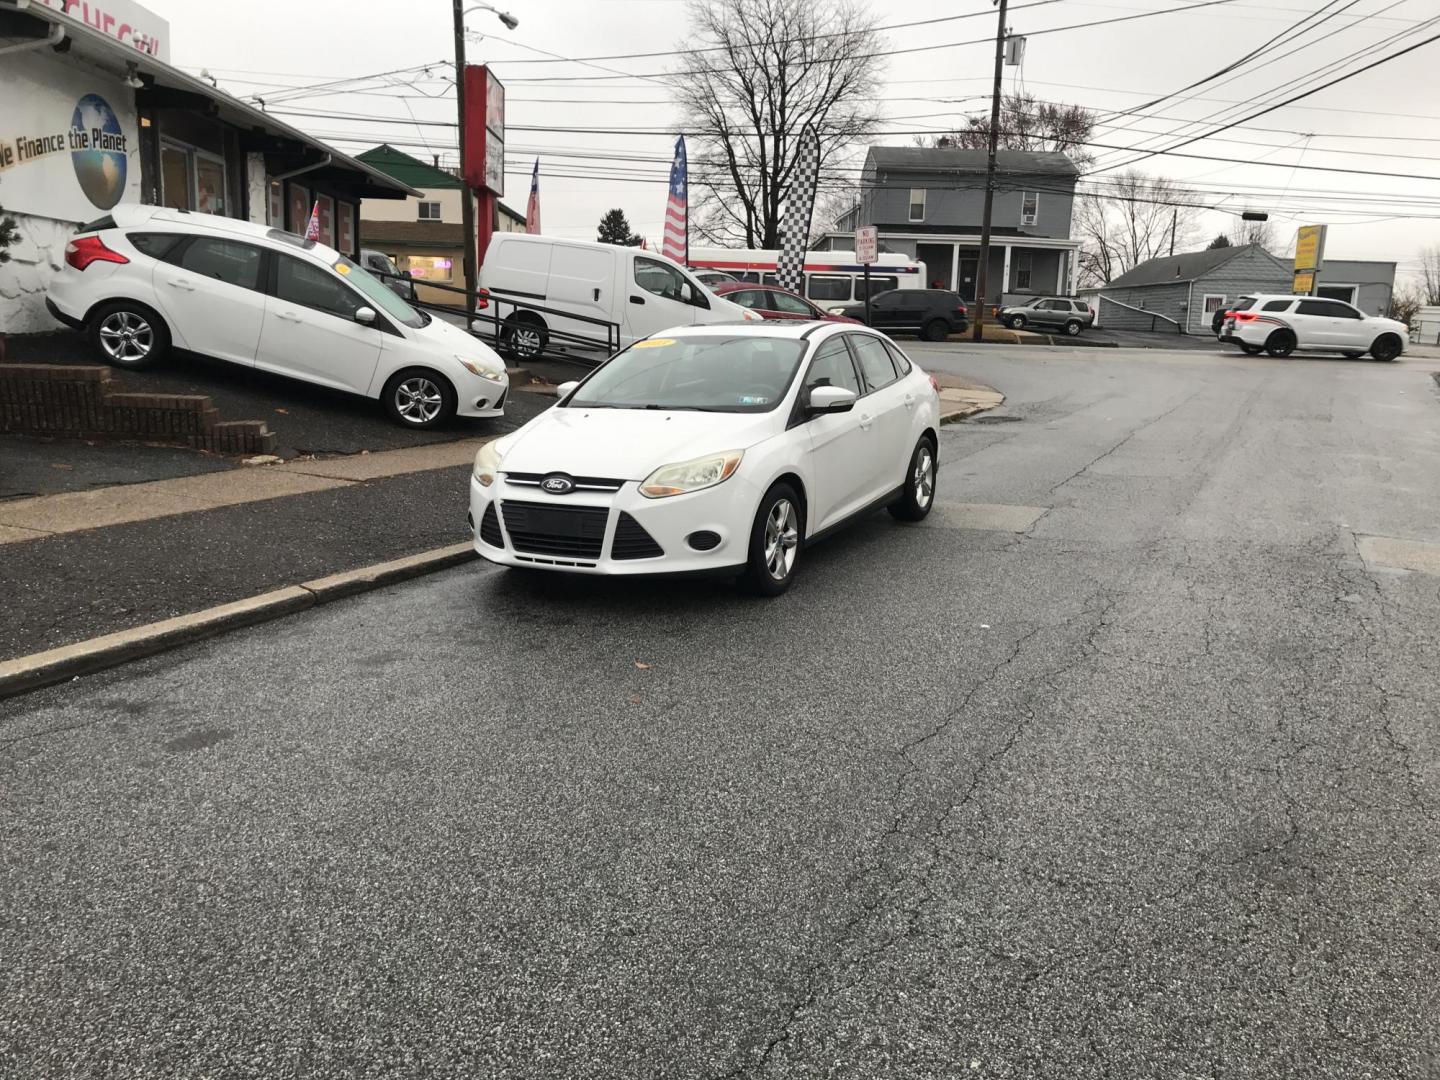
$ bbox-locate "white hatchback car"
[1220,294,1407,361]
[46,205,509,427]
[469,322,942,594]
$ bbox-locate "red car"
[710,281,861,324]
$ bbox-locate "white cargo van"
[479,235,760,360]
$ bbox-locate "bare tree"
[1390,281,1423,325]
[931,91,1096,169]
[1074,171,1202,287]
[671,0,883,248]
[1420,244,1440,305]
[1232,216,1275,250]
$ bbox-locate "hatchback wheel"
[890,436,938,522]
[382,368,456,428]
[89,302,169,369]
[1007,314,1026,330]
[742,483,803,596]
[1370,334,1402,362]
[1265,329,1296,358]
[921,318,950,342]
[1063,319,1082,336]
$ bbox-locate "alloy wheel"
[394,376,444,424]
[98,311,153,363]
[913,445,935,509]
[764,498,800,581]
[511,325,543,358]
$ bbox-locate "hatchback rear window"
[77,215,116,234]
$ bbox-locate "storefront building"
[0,0,415,333]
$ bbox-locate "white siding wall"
[361,188,463,223]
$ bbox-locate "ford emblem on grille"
[540,474,575,495]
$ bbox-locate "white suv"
[1220,294,1406,361]
[46,205,509,428]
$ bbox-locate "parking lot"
[5,342,1440,1077]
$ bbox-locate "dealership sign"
[28,0,170,62]
[462,65,505,197]
[0,52,140,222]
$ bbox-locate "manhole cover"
[971,414,1022,424]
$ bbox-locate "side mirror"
[555,380,580,401]
[806,385,857,416]
[402,269,414,278]
[355,306,377,325]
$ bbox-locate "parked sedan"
[710,281,860,323]
[470,322,941,595]
[997,296,1094,335]
[48,205,509,428]
[831,289,969,341]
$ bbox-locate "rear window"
[128,232,184,260]
[1231,297,1257,312]
[77,215,116,234]
[1262,300,1292,312]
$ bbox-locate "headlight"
[474,438,507,486]
[639,450,743,499]
[456,354,506,382]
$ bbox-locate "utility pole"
[453,0,477,325]
[971,0,1008,343]
[1168,208,1177,256]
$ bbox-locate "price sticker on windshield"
[634,338,675,348]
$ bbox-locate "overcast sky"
[148,0,1440,279]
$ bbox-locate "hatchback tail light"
[65,235,128,271]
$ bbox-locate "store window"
[406,256,454,281]
[336,201,356,256]
[316,194,335,246]
[161,140,228,215]
[268,180,284,227]
[288,184,310,236]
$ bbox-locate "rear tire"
[741,483,803,597]
[1007,314,1026,330]
[921,318,950,342]
[1265,329,1296,358]
[889,436,938,522]
[88,301,169,369]
[502,314,547,362]
[381,368,457,429]
[1370,334,1402,362]
[1063,319,1082,336]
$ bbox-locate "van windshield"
[334,257,427,328]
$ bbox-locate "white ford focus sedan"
[470,322,942,594]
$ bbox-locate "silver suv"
[998,296,1095,336]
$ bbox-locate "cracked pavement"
[4,345,1440,1078]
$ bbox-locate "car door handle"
[275,310,303,323]
[629,295,645,305]
[593,288,601,301]
[903,393,915,409]
[167,278,196,291]
[858,413,873,430]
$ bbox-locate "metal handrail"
[1096,293,1185,335]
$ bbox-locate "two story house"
[817,147,1083,305]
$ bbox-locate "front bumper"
[456,375,509,418]
[469,472,752,576]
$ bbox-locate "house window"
[1203,294,1227,314]
[1015,250,1033,290]
[908,189,925,222]
[418,201,442,221]
[1021,191,1038,226]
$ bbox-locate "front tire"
[89,301,169,369]
[889,436,938,522]
[381,368,456,429]
[1370,334,1402,362]
[921,318,950,342]
[1063,319,1082,336]
[741,483,803,597]
[1265,329,1296,358]
[1007,314,1026,330]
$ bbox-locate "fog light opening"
[687,530,722,551]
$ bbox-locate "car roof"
[106,203,343,264]
[650,320,875,340]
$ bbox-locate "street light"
[454,1,518,328]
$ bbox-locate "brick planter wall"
[0,364,275,454]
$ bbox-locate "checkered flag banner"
[774,125,820,293]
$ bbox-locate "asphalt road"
[5,345,1440,1078]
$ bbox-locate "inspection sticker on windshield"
[334,262,351,275]
[634,338,675,348]
[739,395,769,405]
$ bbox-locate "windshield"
[333,257,426,328]
[566,335,806,413]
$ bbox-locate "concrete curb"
[0,542,478,702]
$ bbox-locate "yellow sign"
[633,338,675,348]
[1293,271,1315,294]
[1294,225,1324,272]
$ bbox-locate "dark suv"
[997,296,1094,335]
[832,289,969,341]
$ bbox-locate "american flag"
[525,159,541,235]
[661,136,687,264]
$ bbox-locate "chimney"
[433,154,440,168]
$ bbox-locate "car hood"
[1369,316,1407,334]
[414,314,506,371]
[498,405,781,480]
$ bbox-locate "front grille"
[611,512,664,560]
[503,472,624,492]
[478,503,504,547]
[500,499,608,559]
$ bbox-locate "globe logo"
[70,93,128,210]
